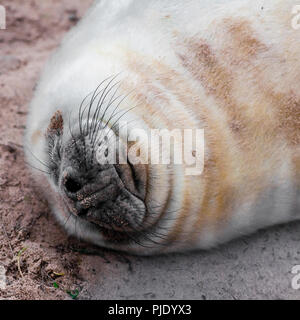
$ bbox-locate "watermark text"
[95,122,205,176]
[0,265,6,290]
[292,5,300,30]
[292,265,300,290]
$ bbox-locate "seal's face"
[46,110,148,243]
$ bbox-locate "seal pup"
[25,0,299,255]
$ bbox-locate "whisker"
[25,161,51,175]
[90,82,123,162]
[95,102,142,154]
[85,76,115,136]
[93,94,130,149]
[24,145,51,170]
[90,82,123,149]
[89,76,122,142]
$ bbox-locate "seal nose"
[62,168,83,195]
[64,176,82,193]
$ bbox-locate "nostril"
[64,177,82,193]
[78,208,89,217]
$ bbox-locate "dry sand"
[0,0,98,300]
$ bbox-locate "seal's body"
[25,0,299,254]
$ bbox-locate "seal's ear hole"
[46,110,64,137]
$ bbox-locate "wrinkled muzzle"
[58,131,147,235]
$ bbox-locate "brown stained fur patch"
[124,53,188,131]
[150,59,206,127]
[177,38,248,137]
[255,73,300,149]
[175,38,252,232]
[47,110,64,136]
[272,92,300,146]
[223,18,268,62]
[222,19,299,147]
[165,181,192,244]
[175,33,277,235]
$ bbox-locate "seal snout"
[59,160,147,236]
[61,166,118,208]
[48,108,148,239]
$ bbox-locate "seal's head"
[25,76,177,255]
[45,106,150,245]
